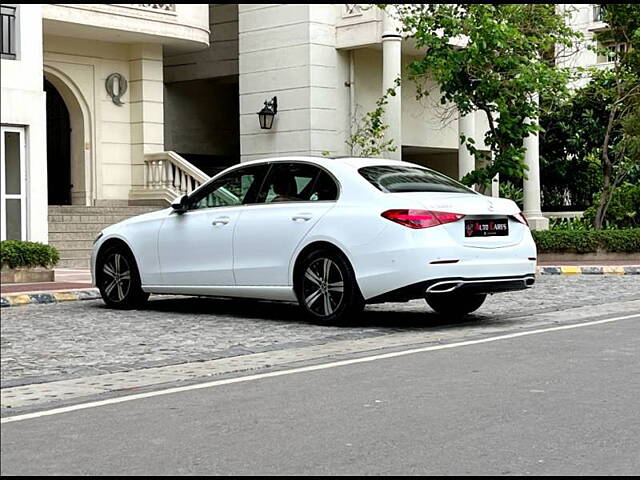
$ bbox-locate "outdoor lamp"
[258,96,278,129]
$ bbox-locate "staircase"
[48,205,160,269]
[49,152,212,269]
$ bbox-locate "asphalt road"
[2,314,638,475]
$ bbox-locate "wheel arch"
[291,240,361,295]
[95,236,140,282]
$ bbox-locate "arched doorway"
[43,67,93,206]
[44,78,72,205]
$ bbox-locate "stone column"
[129,44,164,193]
[458,111,475,180]
[522,99,549,230]
[382,9,402,160]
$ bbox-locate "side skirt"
[142,285,298,302]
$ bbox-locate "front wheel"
[97,246,149,309]
[295,249,364,324]
[425,292,487,317]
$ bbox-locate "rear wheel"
[97,245,149,309]
[295,249,364,324]
[425,292,486,317]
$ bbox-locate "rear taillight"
[513,212,529,227]
[381,209,465,229]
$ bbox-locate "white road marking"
[2,313,638,424]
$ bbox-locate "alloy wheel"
[101,253,132,303]
[302,257,345,317]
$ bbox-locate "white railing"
[132,151,210,204]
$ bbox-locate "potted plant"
[0,241,60,284]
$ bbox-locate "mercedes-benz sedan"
[91,156,536,323]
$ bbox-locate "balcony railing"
[130,4,175,13]
[1,5,17,60]
[130,151,210,204]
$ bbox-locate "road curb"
[537,265,640,275]
[0,289,101,308]
[1,266,638,307]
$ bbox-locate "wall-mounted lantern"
[105,73,128,106]
[257,96,278,129]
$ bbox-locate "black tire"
[295,248,364,324]
[425,292,487,317]
[97,245,149,309]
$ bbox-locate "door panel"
[157,163,269,287]
[158,207,240,286]
[234,162,338,286]
[233,203,335,286]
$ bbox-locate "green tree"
[589,4,640,229]
[347,80,400,158]
[391,4,581,190]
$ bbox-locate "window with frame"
[188,164,268,210]
[1,5,17,60]
[259,163,338,203]
[597,40,629,63]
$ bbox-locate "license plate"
[465,218,509,237]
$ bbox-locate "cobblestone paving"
[2,276,639,387]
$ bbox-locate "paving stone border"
[1,289,101,308]
[1,265,638,308]
[537,265,640,275]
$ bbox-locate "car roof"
[238,155,407,170]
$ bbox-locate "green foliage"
[498,181,523,208]
[548,217,591,231]
[0,241,60,269]
[392,4,581,189]
[583,182,640,229]
[587,5,640,228]
[347,79,400,158]
[532,229,640,253]
[540,88,605,210]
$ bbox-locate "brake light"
[381,209,465,229]
[513,212,529,227]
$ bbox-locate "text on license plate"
[465,218,509,237]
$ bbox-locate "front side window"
[259,163,338,203]
[1,5,17,60]
[359,165,475,194]
[188,164,268,210]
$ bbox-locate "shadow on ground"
[95,295,494,331]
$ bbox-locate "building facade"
[3,3,605,263]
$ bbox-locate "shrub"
[499,181,524,208]
[532,229,640,253]
[583,182,640,229]
[0,241,60,269]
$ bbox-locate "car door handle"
[212,216,231,226]
[292,213,313,222]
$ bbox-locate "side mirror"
[171,194,189,214]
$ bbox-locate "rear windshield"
[359,165,475,194]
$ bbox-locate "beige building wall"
[43,37,164,203]
[238,4,350,162]
[1,4,48,242]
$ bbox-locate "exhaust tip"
[427,281,463,293]
[525,277,535,287]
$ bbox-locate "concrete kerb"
[1,265,638,307]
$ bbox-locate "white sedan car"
[91,156,536,323]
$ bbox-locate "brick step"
[48,207,159,215]
[49,231,97,242]
[50,240,94,250]
[48,214,148,224]
[48,223,118,233]
[56,248,93,259]
[56,258,91,269]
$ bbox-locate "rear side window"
[259,163,338,203]
[359,165,475,194]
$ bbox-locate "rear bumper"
[367,274,535,303]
